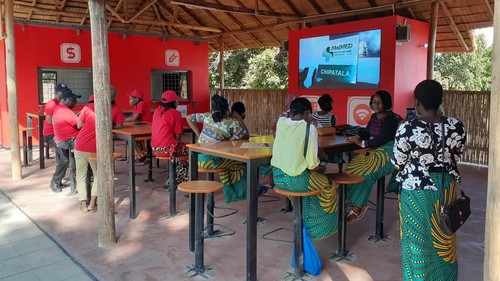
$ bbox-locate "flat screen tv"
[298,29,381,89]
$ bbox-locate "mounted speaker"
[283,40,289,51]
[396,25,411,42]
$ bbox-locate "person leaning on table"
[392,79,466,281]
[271,97,338,240]
[186,94,270,204]
[74,94,126,212]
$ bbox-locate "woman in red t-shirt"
[125,89,152,160]
[151,90,189,185]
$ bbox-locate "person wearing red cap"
[125,89,152,122]
[45,83,72,192]
[74,94,126,212]
[125,89,152,161]
[151,90,189,185]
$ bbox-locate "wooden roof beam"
[156,1,199,37]
[230,0,278,46]
[152,3,168,35]
[171,0,299,19]
[14,4,222,33]
[198,3,247,48]
[105,3,127,23]
[440,1,469,52]
[482,0,494,20]
[129,0,158,22]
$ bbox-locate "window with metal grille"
[151,70,190,101]
[38,67,93,104]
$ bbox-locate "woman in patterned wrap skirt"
[344,90,401,223]
[392,79,466,280]
[271,97,338,240]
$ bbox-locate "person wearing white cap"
[151,90,189,185]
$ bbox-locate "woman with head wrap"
[186,95,254,203]
[344,90,401,223]
[392,80,466,280]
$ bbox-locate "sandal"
[346,206,369,224]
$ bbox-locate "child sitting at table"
[151,90,189,185]
[125,89,152,161]
[311,93,336,128]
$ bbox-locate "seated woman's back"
[193,112,247,143]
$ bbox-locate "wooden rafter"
[155,1,183,36]
[199,2,247,48]
[482,0,493,20]
[129,0,158,22]
[230,0,273,46]
[13,3,222,33]
[440,1,469,51]
[152,3,168,35]
[171,0,298,19]
[307,0,333,25]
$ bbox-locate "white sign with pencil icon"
[165,49,180,66]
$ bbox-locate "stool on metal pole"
[326,173,364,261]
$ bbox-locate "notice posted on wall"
[177,105,187,117]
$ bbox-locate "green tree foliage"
[434,34,492,91]
[209,47,288,89]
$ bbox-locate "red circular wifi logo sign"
[348,97,372,126]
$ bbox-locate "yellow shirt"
[271,118,320,176]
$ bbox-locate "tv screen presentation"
[299,29,381,90]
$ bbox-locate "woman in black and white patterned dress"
[391,79,466,281]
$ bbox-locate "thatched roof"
[10,0,494,53]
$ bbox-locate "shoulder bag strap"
[441,121,446,205]
[304,123,310,157]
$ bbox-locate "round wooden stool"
[326,173,364,261]
[198,168,238,239]
[178,180,224,278]
[88,152,123,161]
[263,187,321,279]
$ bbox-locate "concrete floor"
[0,147,486,281]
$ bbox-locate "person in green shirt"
[271,97,338,240]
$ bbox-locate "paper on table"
[240,142,272,148]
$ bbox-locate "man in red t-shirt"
[50,88,81,193]
[44,83,70,189]
[74,94,126,212]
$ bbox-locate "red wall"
[288,15,429,123]
[394,16,430,114]
[0,24,210,147]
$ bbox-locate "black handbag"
[438,121,471,234]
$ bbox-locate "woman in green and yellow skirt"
[344,90,401,223]
[271,97,338,240]
[393,80,466,280]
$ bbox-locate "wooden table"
[26,112,48,169]
[112,122,153,219]
[186,140,272,281]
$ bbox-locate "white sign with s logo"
[60,43,81,63]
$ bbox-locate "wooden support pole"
[5,0,22,180]
[88,0,116,247]
[484,0,500,279]
[219,41,224,91]
[427,1,439,79]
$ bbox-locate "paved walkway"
[0,190,95,281]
